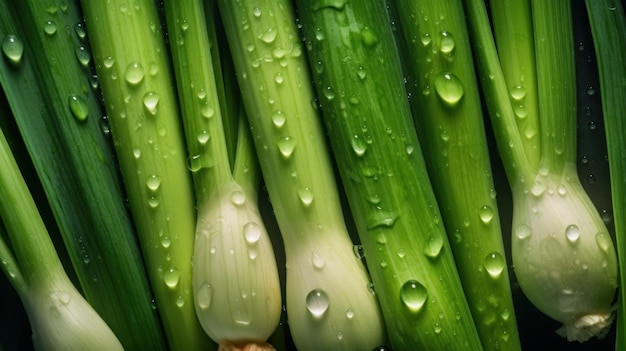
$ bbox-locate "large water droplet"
[196,283,212,309]
[68,95,89,122]
[306,289,330,318]
[483,252,505,278]
[124,62,145,85]
[400,280,428,313]
[434,72,464,106]
[2,35,24,64]
[163,268,181,288]
[565,224,580,244]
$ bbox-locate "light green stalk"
[217,1,387,350]
[0,124,123,351]
[489,0,541,172]
[466,0,618,342]
[79,0,211,349]
[391,0,521,349]
[164,0,281,347]
[296,0,482,350]
[0,0,165,348]
[584,0,626,348]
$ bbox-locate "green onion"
[296,1,482,349]
[79,0,212,349]
[163,0,281,347]
[216,1,387,349]
[391,0,521,349]
[584,0,626,348]
[0,0,166,349]
[466,0,619,342]
[0,123,123,350]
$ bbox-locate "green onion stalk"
[465,0,619,342]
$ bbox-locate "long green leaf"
[0,1,165,349]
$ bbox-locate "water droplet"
[163,268,180,288]
[75,46,90,66]
[146,174,161,192]
[201,105,215,118]
[351,135,367,156]
[68,95,89,122]
[260,28,277,43]
[439,31,455,54]
[124,62,145,85]
[143,92,159,115]
[298,187,314,207]
[357,66,366,80]
[530,180,546,197]
[43,21,58,35]
[161,237,171,248]
[230,190,246,206]
[197,130,210,145]
[74,22,87,39]
[483,252,505,278]
[133,148,142,159]
[277,136,296,158]
[272,110,286,128]
[510,85,527,101]
[424,233,444,259]
[360,27,378,47]
[586,86,596,96]
[565,224,580,243]
[515,223,532,240]
[345,308,354,319]
[323,85,335,100]
[306,289,330,318]
[479,205,494,224]
[353,245,365,259]
[243,222,262,244]
[596,232,612,253]
[253,7,262,17]
[103,56,115,68]
[312,252,325,269]
[2,35,24,64]
[400,280,428,313]
[421,33,432,46]
[148,196,160,208]
[176,295,185,307]
[434,72,464,106]
[405,144,415,155]
[274,72,284,84]
[513,104,528,119]
[186,154,202,172]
